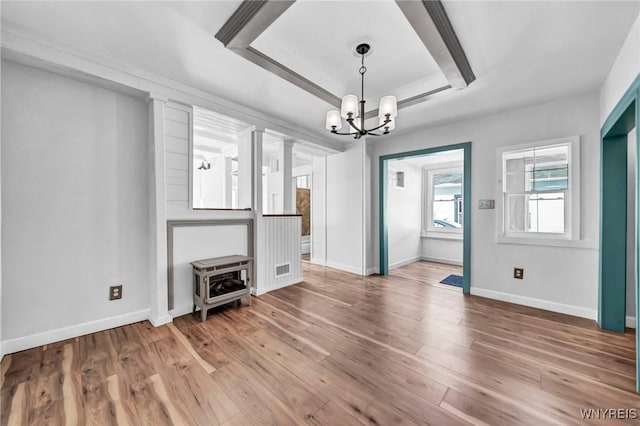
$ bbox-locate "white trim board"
[1,309,150,355]
[366,267,378,276]
[420,256,463,266]
[254,277,304,296]
[325,261,364,276]
[470,287,597,320]
[389,256,422,270]
[626,316,637,329]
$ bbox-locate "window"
[296,175,309,189]
[192,107,252,209]
[424,166,463,235]
[499,136,580,242]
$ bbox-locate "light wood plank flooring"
[1,261,638,425]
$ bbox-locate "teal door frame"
[379,142,472,294]
[599,74,640,392]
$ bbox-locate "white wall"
[387,160,422,269]
[421,238,463,266]
[311,156,327,264]
[326,142,365,275]
[372,92,601,319]
[600,14,640,124]
[1,60,151,349]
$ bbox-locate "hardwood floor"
[1,261,638,425]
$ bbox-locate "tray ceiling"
[251,0,447,103]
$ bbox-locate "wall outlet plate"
[513,268,524,279]
[110,285,123,300]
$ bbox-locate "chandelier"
[325,43,397,139]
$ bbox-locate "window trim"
[496,135,581,245]
[422,162,464,237]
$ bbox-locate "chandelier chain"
[359,53,366,102]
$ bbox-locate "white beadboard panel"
[165,102,194,215]
[166,119,189,139]
[166,152,189,171]
[166,175,189,186]
[166,168,188,179]
[166,105,190,124]
[167,200,189,216]
[167,184,189,202]
[263,216,302,291]
[166,135,189,155]
[171,224,249,314]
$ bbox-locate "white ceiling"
[2,1,638,144]
[252,0,447,104]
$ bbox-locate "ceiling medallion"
[325,43,397,139]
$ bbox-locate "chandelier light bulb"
[325,110,342,130]
[379,96,398,118]
[341,95,359,119]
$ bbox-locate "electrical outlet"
[109,285,123,300]
[513,268,524,279]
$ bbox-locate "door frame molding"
[379,142,472,294]
[599,73,640,392]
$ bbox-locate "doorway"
[295,174,312,262]
[379,142,471,294]
[599,75,639,392]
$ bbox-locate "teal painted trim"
[598,135,627,332]
[599,72,640,393]
[636,90,640,394]
[379,142,472,295]
[462,143,472,294]
[602,74,640,138]
[379,155,389,275]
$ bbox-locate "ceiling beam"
[395,0,475,89]
[215,1,341,108]
[215,0,475,116]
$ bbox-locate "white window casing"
[496,135,581,247]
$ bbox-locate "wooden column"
[148,93,172,326]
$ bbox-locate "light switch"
[479,199,495,209]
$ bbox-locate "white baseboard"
[325,261,363,275]
[310,258,326,266]
[389,256,422,271]
[301,242,311,255]
[365,267,378,276]
[626,316,637,329]
[1,309,150,355]
[421,256,463,266]
[470,287,597,320]
[149,314,173,327]
[254,276,304,296]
